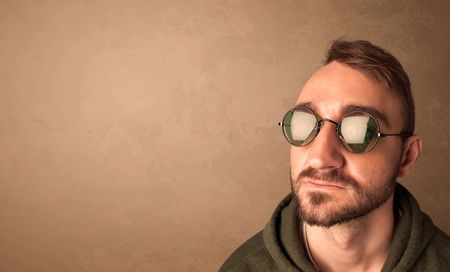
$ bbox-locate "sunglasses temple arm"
[379,132,412,137]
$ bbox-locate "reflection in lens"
[291,111,317,142]
[340,113,378,153]
[283,108,318,146]
[341,116,370,144]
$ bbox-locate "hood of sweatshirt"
[262,183,439,271]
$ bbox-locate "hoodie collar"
[263,183,436,272]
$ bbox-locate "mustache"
[295,167,360,189]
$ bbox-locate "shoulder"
[411,227,450,271]
[421,228,450,261]
[219,230,277,272]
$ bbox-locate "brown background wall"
[1,1,449,271]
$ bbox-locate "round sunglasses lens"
[282,108,318,146]
[340,113,379,153]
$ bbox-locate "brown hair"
[325,40,415,134]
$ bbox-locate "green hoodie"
[219,184,450,271]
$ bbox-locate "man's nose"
[303,120,345,170]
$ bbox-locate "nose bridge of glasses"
[318,118,339,130]
[315,118,342,145]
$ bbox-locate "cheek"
[347,153,400,187]
[290,147,307,180]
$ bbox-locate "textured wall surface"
[1,0,449,271]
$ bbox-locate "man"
[219,40,449,271]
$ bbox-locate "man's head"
[286,40,422,227]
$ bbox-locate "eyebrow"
[294,102,391,128]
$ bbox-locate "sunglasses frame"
[278,106,412,154]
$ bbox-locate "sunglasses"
[279,106,411,154]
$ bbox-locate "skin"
[291,61,422,272]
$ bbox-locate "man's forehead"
[297,62,386,99]
[294,62,403,129]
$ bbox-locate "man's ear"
[397,135,422,178]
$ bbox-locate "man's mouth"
[303,179,347,190]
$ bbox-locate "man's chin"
[301,212,360,228]
[296,193,393,228]
[298,202,349,228]
[295,191,371,228]
[299,207,366,228]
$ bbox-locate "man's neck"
[304,196,395,272]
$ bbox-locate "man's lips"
[304,179,347,189]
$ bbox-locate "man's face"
[291,61,405,227]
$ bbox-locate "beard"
[291,167,397,228]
